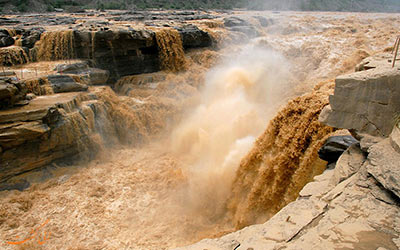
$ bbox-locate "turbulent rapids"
[1,10,400,250]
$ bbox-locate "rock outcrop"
[318,135,358,164]
[73,29,160,82]
[0,88,108,183]
[0,29,14,48]
[175,25,213,49]
[0,77,28,109]
[0,86,151,184]
[54,62,110,85]
[319,65,400,137]
[47,75,88,93]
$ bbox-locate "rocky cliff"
[176,54,400,250]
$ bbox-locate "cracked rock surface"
[319,63,400,137]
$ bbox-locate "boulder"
[47,75,88,93]
[81,68,109,85]
[54,62,109,85]
[175,25,212,49]
[0,34,14,48]
[224,16,249,27]
[319,67,400,137]
[21,28,45,48]
[55,62,89,73]
[228,26,261,39]
[318,135,358,164]
[0,29,15,47]
[0,78,28,110]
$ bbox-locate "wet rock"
[0,121,49,149]
[0,30,14,47]
[0,17,20,25]
[55,62,89,73]
[81,68,109,85]
[175,25,212,49]
[41,16,77,26]
[228,26,260,39]
[0,88,118,183]
[54,62,109,85]
[21,28,44,48]
[318,135,358,164]
[42,107,62,126]
[0,78,28,110]
[115,72,166,96]
[47,75,88,93]
[224,16,249,27]
[74,29,160,82]
[0,179,30,191]
[319,67,400,137]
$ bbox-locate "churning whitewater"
[1,11,399,250]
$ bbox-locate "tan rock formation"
[319,65,400,137]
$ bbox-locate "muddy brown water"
[1,11,400,250]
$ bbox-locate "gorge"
[0,9,399,250]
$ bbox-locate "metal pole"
[392,37,400,68]
[392,36,399,54]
